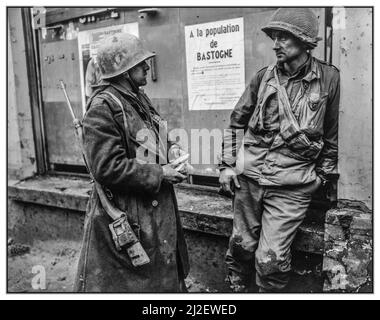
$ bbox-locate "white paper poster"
[77,23,139,113]
[185,17,245,111]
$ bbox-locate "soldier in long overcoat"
[74,33,189,292]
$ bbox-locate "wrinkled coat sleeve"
[315,69,340,180]
[83,97,164,194]
[219,68,266,170]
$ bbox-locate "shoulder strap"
[75,120,125,221]
[99,90,137,159]
[83,89,135,221]
[273,66,301,140]
[257,64,275,98]
[255,65,276,130]
[102,91,129,136]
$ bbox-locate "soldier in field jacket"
[219,8,340,292]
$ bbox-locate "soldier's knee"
[228,235,256,261]
[255,249,290,276]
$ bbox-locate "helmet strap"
[122,71,140,93]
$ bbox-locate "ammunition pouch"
[282,130,324,161]
[109,215,150,267]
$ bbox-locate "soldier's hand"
[219,168,240,196]
[162,163,186,184]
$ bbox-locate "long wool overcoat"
[74,80,189,292]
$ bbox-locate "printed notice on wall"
[77,23,139,113]
[185,17,245,110]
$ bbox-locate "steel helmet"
[262,8,322,48]
[96,33,155,80]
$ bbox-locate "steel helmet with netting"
[96,33,155,80]
[262,8,322,49]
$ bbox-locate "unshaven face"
[129,60,150,87]
[271,30,306,64]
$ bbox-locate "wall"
[332,7,373,209]
[7,8,37,180]
[33,7,325,176]
[8,22,22,177]
[146,7,325,176]
[8,7,373,205]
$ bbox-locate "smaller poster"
[77,23,139,113]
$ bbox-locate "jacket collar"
[302,57,320,82]
[277,54,311,79]
[90,77,141,98]
[109,77,140,98]
[268,55,320,83]
[106,77,158,118]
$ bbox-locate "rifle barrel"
[59,80,76,121]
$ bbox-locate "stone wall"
[322,201,372,292]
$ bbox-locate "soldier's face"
[129,61,150,87]
[271,30,306,63]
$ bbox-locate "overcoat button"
[152,200,158,207]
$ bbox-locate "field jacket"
[220,56,340,186]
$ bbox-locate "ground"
[7,239,215,293]
[8,239,323,293]
[8,239,79,293]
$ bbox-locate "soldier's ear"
[294,37,309,52]
[303,42,314,52]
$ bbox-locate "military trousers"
[226,174,316,292]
